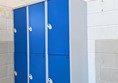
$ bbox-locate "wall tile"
[0,17,7,30]
[95,40,118,53]
[114,0,118,9]
[0,66,8,78]
[88,27,113,40]
[0,53,9,66]
[113,26,118,39]
[96,80,117,83]
[96,53,115,68]
[0,76,14,83]
[96,67,100,80]
[114,54,118,68]
[102,11,118,25]
[8,64,14,76]
[8,41,14,53]
[87,0,102,14]
[0,30,13,41]
[0,42,9,53]
[7,19,13,30]
[102,0,115,11]
[87,13,103,27]
[101,68,118,82]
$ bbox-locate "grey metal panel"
[69,0,88,83]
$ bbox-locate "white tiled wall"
[87,0,118,83]
[0,5,14,83]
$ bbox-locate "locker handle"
[14,71,18,76]
[48,78,53,83]
[48,24,52,30]
[29,74,33,80]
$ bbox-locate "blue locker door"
[49,55,70,83]
[14,53,27,83]
[48,0,69,55]
[14,7,27,53]
[29,2,45,54]
[30,54,46,83]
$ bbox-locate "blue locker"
[48,0,69,55]
[14,53,27,83]
[14,7,27,53]
[29,2,45,54]
[30,54,46,83]
[29,2,46,83]
[49,55,70,83]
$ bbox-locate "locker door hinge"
[48,78,53,83]
[48,24,52,30]
[29,27,32,32]
[29,74,33,80]
[14,71,18,76]
[14,28,17,33]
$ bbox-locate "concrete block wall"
[0,6,14,83]
[96,40,118,83]
[87,0,118,83]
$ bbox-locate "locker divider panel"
[48,55,70,83]
[29,2,45,54]
[48,0,69,55]
[14,53,27,83]
[14,7,27,53]
[30,53,46,83]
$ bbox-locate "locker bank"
[14,0,88,83]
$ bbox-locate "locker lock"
[48,24,52,30]
[48,78,53,83]
[14,28,17,33]
[29,27,32,32]
[14,71,18,76]
[29,74,33,80]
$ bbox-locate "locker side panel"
[49,55,70,83]
[30,54,46,83]
[14,53,27,83]
[14,7,27,53]
[29,2,45,54]
[48,0,69,55]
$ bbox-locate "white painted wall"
[87,0,118,83]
